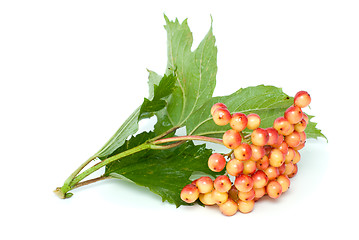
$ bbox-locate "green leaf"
[95,73,175,158]
[186,85,326,140]
[139,74,176,120]
[103,132,220,207]
[155,15,217,134]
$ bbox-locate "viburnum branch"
[150,135,223,146]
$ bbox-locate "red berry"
[251,128,269,146]
[238,199,255,213]
[252,170,269,188]
[285,131,301,148]
[226,158,244,176]
[247,113,261,130]
[208,153,226,172]
[238,188,255,201]
[219,198,238,216]
[233,143,252,160]
[269,148,285,167]
[196,176,214,194]
[266,180,282,199]
[266,127,279,146]
[273,117,294,136]
[214,175,232,193]
[230,112,248,132]
[180,184,199,203]
[211,103,227,116]
[212,107,231,126]
[223,129,242,149]
[284,106,303,124]
[294,91,311,108]
[234,174,254,192]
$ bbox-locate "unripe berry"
[250,144,265,161]
[285,131,301,148]
[247,113,261,130]
[234,174,254,192]
[199,192,216,205]
[226,158,244,176]
[180,184,199,203]
[242,160,256,175]
[211,103,227,116]
[277,175,290,193]
[269,148,285,167]
[238,199,255,213]
[284,162,295,176]
[233,143,252,161]
[266,180,282,199]
[264,166,279,180]
[230,112,248,132]
[273,117,294,136]
[238,188,255,201]
[214,175,232,193]
[294,91,311,108]
[251,128,269,146]
[288,164,298,178]
[278,163,286,175]
[252,170,269,188]
[256,155,269,170]
[223,129,242,149]
[196,176,214,194]
[285,147,296,163]
[266,127,279,146]
[284,106,303,124]
[254,187,266,200]
[219,198,238,216]
[212,107,231,126]
[292,150,301,164]
[294,119,307,132]
[211,189,228,205]
[208,153,226,172]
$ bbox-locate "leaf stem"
[151,135,223,145]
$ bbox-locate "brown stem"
[151,135,223,146]
[71,176,112,190]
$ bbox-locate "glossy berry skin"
[254,187,266,200]
[277,175,290,193]
[273,117,294,136]
[196,176,214,194]
[288,164,298,178]
[211,189,228,205]
[266,180,282,199]
[284,106,303,124]
[219,198,238,216]
[252,170,269,188]
[285,131,301,148]
[226,158,244,176]
[294,91,311,108]
[212,107,231,126]
[284,162,295,176]
[234,143,252,160]
[230,112,248,132]
[242,160,256,175]
[247,113,261,130]
[211,103,227,116]
[208,153,226,172]
[285,147,296,163]
[269,148,285,167]
[180,184,199,203]
[251,128,269,146]
[238,188,255,201]
[234,174,254,192]
[223,129,242,149]
[199,192,216,206]
[250,145,265,161]
[266,127,279,146]
[256,155,269,170]
[264,166,279,180]
[214,175,232,193]
[238,200,255,213]
[294,119,307,132]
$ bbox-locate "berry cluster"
[180,91,311,216]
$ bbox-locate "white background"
[1,0,358,239]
